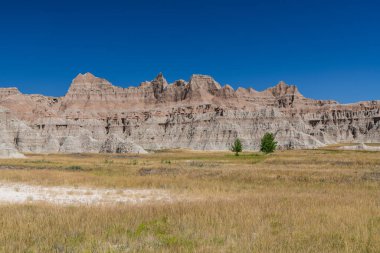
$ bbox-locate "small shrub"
[231,138,243,156]
[65,166,82,171]
[130,160,138,165]
[104,159,114,164]
[260,133,277,154]
[189,160,204,167]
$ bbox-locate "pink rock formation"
[0,72,378,153]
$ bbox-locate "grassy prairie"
[0,149,379,252]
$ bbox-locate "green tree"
[260,133,277,154]
[231,138,243,156]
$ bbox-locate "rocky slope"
[0,72,378,154]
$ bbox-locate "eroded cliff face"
[0,72,378,153]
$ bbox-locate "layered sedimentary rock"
[0,72,378,154]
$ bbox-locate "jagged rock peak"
[247,87,257,93]
[0,87,21,97]
[68,72,113,93]
[217,84,237,99]
[72,72,97,82]
[150,73,169,99]
[236,87,258,95]
[138,73,168,90]
[173,79,187,87]
[223,84,234,91]
[189,74,222,92]
[269,81,303,97]
[152,72,168,88]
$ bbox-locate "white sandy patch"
[340,143,380,151]
[0,182,172,205]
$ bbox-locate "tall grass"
[0,149,378,252]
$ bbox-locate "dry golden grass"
[0,149,379,252]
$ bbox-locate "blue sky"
[0,0,379,103]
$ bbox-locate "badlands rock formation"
[0,72,379,154]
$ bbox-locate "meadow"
[0,149,379,252]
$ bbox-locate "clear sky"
[0,0,379,103]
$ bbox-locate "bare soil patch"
[0,182,172,205]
